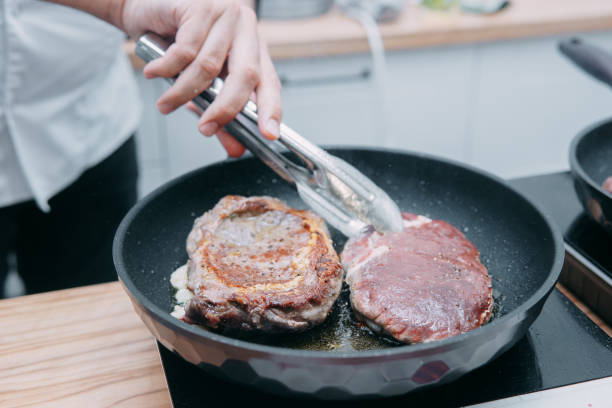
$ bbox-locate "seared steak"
[181,195,343,332]
[342,213,493,343]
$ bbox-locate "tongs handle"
[135,33,404,236]
[135,33,373,199]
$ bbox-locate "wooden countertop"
[259,0,612,60]
[126,0,612,68]
[0,281,609,407]
[0,283,171,408]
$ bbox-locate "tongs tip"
[369,197,404,233]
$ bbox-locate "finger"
[199,7,260,131]
[147,18,212,114]
[254,40,282,140]
[185,101,203,116]
[156,6,239,113]
[143,3,222,79]
[144,18,210,81]
[216,129,246,157]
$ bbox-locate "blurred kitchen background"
[129,0,612,197]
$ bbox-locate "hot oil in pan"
[229,283,403,351]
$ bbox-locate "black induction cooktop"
[509,172,612,279]
[157,171,612,407]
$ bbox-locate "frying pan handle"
[558,38,612,88]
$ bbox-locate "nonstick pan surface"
[113,147,563,398]
[570,118,612,235]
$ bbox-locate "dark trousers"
[0,137,138,297]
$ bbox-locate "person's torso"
[0,0,142,210]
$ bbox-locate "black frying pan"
[113,148,563,399]
[569,119,612,235]
[559,38,612,235]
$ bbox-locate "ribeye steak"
[180,195,343,333]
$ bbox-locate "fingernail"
[199,122,219,136]
[265,118,280,139]
[158,103,173,114]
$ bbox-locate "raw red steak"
[341,213,493,343]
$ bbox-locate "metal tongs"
[135,33,402,237]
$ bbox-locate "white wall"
[133,31,612,197]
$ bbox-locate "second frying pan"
[559,38,612,235]
[113,147,563,398]
[569,119,612,235]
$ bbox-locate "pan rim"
[569,116,612,198]
[113,146,564,359]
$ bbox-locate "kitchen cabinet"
[133,31,612,197]
[469,31,612,177]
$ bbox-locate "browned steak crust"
[341,213,493,343]
[184,195,343,332]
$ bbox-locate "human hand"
[184,101,246,157]
[121,0,282,156]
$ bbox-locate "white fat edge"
[299,273,344,323]
[299,303,327,321]
[346,215,431,281]
[345,244,390,282]
[402,215,431,228]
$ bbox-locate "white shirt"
[0,0,142,211]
